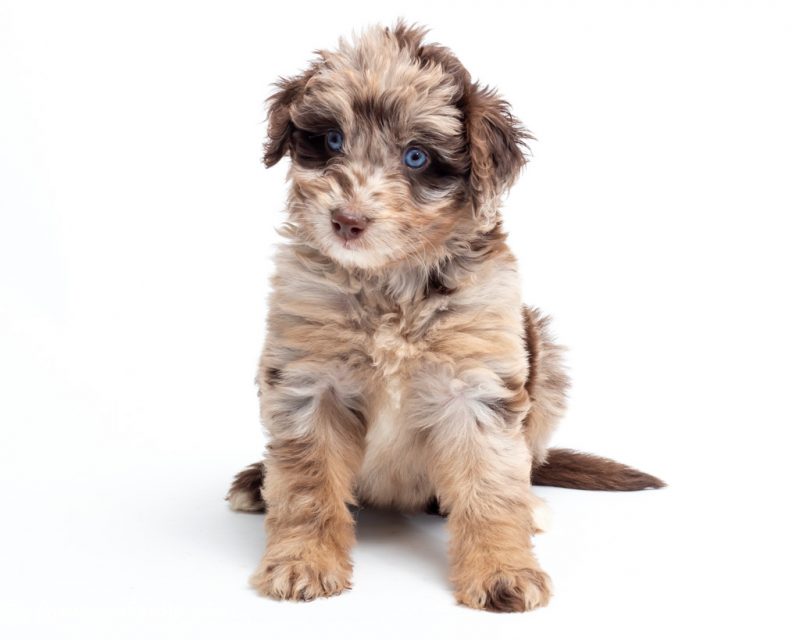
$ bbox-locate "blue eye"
[403,147,428,169]
[326,129,344,152]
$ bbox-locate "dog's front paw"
[455,566,552,612]
[251,554,352,601]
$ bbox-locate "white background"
[2,1,799,638]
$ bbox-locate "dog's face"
[264,23,529,272]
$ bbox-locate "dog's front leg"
[251,385,366,601]
[415,366,552,612]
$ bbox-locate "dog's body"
[228,23,663,612]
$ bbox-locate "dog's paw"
[250,555,352,601]
[455,566,552,612]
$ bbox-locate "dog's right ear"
[262,70,314,167]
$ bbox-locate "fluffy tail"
[227,449,664,512]
[532,448,665,491]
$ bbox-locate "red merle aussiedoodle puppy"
[227,22,664,612]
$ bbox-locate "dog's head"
[264,23,529,271]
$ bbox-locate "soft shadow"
[353,508,450,583]
[181,479,450,583]
[163,476,268,566]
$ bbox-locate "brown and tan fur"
[227,22,664,613]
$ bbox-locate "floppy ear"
[465,85,530,229]
[262,70,314,167]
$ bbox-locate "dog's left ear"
[465,85,530,229]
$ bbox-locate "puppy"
[227,22,663,612]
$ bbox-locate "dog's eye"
[403,147,428,169]
[326,129,344,153]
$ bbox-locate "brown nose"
[331,209,368,240]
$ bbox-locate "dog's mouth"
[339,238,362,249]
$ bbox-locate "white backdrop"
[2,1,798,638]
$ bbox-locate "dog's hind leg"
[226,461,266,513]
[521,305,569,468]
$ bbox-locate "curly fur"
[227,21,663,612]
